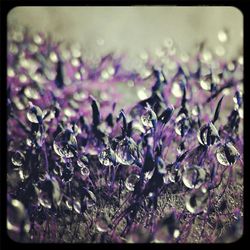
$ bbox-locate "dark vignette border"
[0,0,249,249]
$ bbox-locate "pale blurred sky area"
[8,6,243,59]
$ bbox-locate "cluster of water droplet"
[7,26,243,243]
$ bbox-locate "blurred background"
[8,6,243,60]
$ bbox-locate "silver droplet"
[141,105,157,128]
[27,104,43,124]
[197,123,220,146]
[80,166,90,178]
[125,174,140,191]
[53,129,78,158]
[175,113,190,136]
[182,166,206,189]
[11,151,25,168]
[185,188,209,214]
[157,157,166,174]
[216,142,240,166]
[115,137,139,165]
[7,199,30,235]
[96,214,109,232]
[98,147,115,166]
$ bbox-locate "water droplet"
[24,87,40,100]
[51,177,62,207]
[191,106,199,116]
[65,199,73,210]
[141,105,157,128]
[185,188,209,214]
[157,157,166,174]
[11,151,25,168]
[171,82,182,98]
[85,190,96,208]
[98,147,116,166]
[175,113,190,137]
[200,74,212,91]
[80,166,90,178]
[215,45,226,57]
[7,198,30,235]
[182,166,206,189]
[144,168,155,181]
[137,88,151,100]
[96,213,109,232]
[218,30,228,43]
[42,109,55,122]
[168,167,182,183]
[7,67,15,78]
[216,142,240,166]
[125,174,140,191]
[115,137,139,165]
[197,123,220,146]
[61,167,74,183]
[73,199,81,214]
[53,129,78,158]
[173,229,180,238]
[37,190,52,209]
[33,34,43,45]
[49,51,58,63]
[27,103,43,124]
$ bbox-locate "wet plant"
[7,27,243,243]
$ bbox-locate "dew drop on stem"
[27,103,43,124]
[125,174,140,191]
[115,137,139,166]
[11,151,25,168]
[216,142,240,166]
[141,104,157,128]
[182,165,206,189]
[185,188,209,214]
[53,129,78,158]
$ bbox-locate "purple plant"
[7,27,243,243]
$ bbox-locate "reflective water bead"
[125,174,140,191]
[200,74,212,91]
[96,213,109,232]
[141,105,157,128]
[51,177,62,207]
[42,109,55,122]
[218,29,228,43]
[197,123,220,146]
[24,87,40,100]
[61,167,74,183]
[73,199,81,214]
[171,82,183,98]
[98,147,116,166]
[65,199,73,210]
[168,167,182,183]
[144,168,155,181]
[185,188,209,214]
[157,157,167,174]
[80,166,90,178]
[27,103,43,124]
[85,190,96,208]
[53,129,78,158]
[216,142,240,166]
[11,151,25,168]
[7,198,30,235]
[37,190,52,209]
[18,168,30,181]
[182,166,206,189]
[175,113,190,137]
[115,137,139,165]
[76,159,85,169]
